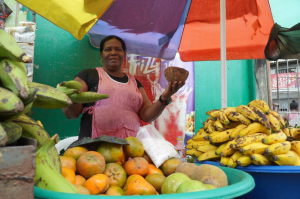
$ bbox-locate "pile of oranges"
[60,136,182,195]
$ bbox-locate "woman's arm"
[62,77,88,119]
[138,81,184,122]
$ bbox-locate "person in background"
[283,100,299,125]
[62,35,185,139]
[273,103,279,113]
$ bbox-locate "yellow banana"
[206,109,219,116]
[0,87,24,115]
[69,92,109,104]
[272,151,296,166]
[203,118,213,130]
[261,131,287,145]
[249,106,270,130]
[213,120,226,132]
[227,111,251,125]
[218,111,230,126]
[267,114,281,132]
[291,141,300,155]
[192,129,209,141]
[290,128,300,140]
[0,59,29,99]
[290,150,300,166]
[197,144,218,153]
[264,141,291,155]
[34,134,79,193]
[229,124,248,140]
[0,29,32,63]
[209,110,220,121]
[236,105,259,122]
[189,140,210,149]
[248,99,270,114]
[239,142,269,155]
[227,151,243,168]
[223,107,237,116]
[27,81,72,109]
[236,155,252,167]
[220,140,237,157]
[186,138,193,144]
[237,122,271,138]
[215,142,228,155]
[220,156,230,166]
[223,121,242,129]
[250,154,271,165]
[230,133,267,149]
[269,110,286,129]
[282,128,290,137]
[197,150,220,161]
[186,149,203,157]
[209,129,234,143]
[207,121,216,134]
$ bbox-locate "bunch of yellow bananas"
[186,99,300,168]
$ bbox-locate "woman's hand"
[161,81,185,101]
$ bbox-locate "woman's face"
[100,38,125,73]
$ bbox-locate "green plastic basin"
[34,163,254,199]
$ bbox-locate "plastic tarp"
[265,22,300,61]
[16,0,114,40]
[89,0,274,61]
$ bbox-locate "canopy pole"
[220,0,227,108]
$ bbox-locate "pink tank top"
[91,67,143,139]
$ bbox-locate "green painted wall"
[194,60,256,131]
[32,15,102,139]
[32,15,256,139]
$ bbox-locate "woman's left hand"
[161,81,185,101]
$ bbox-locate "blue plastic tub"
[34,163,254,199]
[199,160,300,199]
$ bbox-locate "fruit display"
[186,99,300,167]
[53,136,228,195]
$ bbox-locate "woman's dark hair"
[99,35,126,53]
[290,100,298,110]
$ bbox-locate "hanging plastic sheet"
[265,22,300,61]
[0,0,13,29]
[16,0,114,40]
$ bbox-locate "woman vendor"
[62,35,185,139]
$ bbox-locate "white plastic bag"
[136,124,180,168]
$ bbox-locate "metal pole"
[220,0,227,108]
[276,61,279,106]
[287,60,290,120]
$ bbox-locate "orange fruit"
[76,151,106,179]
[103,163,127,188]
[160,158,182,176]
[124,177,156,195]
[75,185,90,195]
[105,186,125,196]
[61,166,76,184]
[123,174,144,193]
[143,152,153,164]
[147,164,164,175]
[123,137,144,158]
[84,174,109,195]
[123,157,149,176]
[60,156,76,172]
[145,173,166,193]
[63,146,88,161]
[75,175,86,186]
[96,142,124,163]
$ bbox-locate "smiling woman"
[62,35,185,140]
